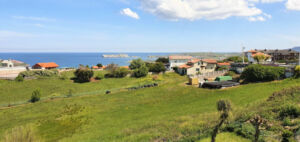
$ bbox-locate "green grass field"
[0,72,300,141]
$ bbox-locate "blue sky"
[0,0,300,52]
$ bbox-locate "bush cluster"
[95,73,105,80]
[30,89,41,103]
[295,65,300,78]
[74,68,94,83]
[132,65,148,78]
[128,83,158,90]
[241,64,285,82]
[268,86,300,101]
[223,56,248,63]
[147,62,166,73]
[15,75,24,82]
[19,69,59,78]
[105,67,129,78]
[279,104,300,119]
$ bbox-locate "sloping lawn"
[0,73,299,141]
[199,133,251,142]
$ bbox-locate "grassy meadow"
[1,71,300,141]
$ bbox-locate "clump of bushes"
[241,64,285,82]
[15,75,24,82]
[30,89,41,103]
[279,104,300,119]
[224,71,236,77]
[268,86,300,101]
[59,74,69,80]
[19,69,59,78]
[147,62,166,73]
[74,67,94,83]
[105,67,129,78]
[132,65,148,78]
[295,65,300,78]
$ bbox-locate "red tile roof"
[92,66,99,69]
[169,55,193,60]
[217,62,231,66]
[178,64,192,69]
[33,62,59,68]
[252,52,271,57]
[120,66,129,69]
[188,59,201,63]
[247,50,258,53]
[202,59,217,64]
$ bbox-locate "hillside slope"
[0,73,300,141]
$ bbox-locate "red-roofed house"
[32,62,59,69]
[177,59,218,75]
[245,50,272,63]
[169,55,194,70]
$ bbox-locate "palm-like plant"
[211,100,232,142]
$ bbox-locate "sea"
[0,53,172,68]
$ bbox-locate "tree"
[250,115,267,142]
[253,54,270,64]
[129,59,145,70]
[211,100,232,142]
[30,89,41,103]
[156,57,169,64]
[74,67,94,83]
[96,63,103,68]
[148,62,166,73]
[110,67,129,78]
[133,65,149,78]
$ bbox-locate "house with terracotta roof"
[245,50,272,63]
[177,59,218,75]
[32,62,59,69]
[168,55,194,70]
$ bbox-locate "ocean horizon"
[0,53,173,68]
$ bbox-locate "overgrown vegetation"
[19,69,59,78]
[30,89,41,103]
[105,67,129,78]
[241,64,285,82]
[223,56,248,63]
[295,65,300,78]
[74,67,94,83]
[3,125,42,142]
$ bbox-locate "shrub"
[3,125,42,142]
[282,130,293,142]
[236,123,255,139]
[241,64,285,82]
[216,65,229,71]
[148,62,166,73]
[156,57,169,64]
[132,65,149,78]
[30,89,41,103]
[95,73,105,80]
[295,65,300,78]
[74,68,94,83]
[279,104,300,119]
[105,67,129,78]
[15,75,24,82]
[19,69,59,78]
[105,63,118,71]
[129,59,145,70]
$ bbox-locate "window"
[196,68,200,71]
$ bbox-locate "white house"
[0,60,14,68]
[245,50,272,63]
[169,55,193,70]
[177,59,218,76]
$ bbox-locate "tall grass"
[3,125,42,142]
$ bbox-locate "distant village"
[1,47,300,87]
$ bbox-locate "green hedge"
[19,69,59,78]
[241,64,285,82]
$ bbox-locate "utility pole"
[242,45,245,64]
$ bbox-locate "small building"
[0,60,14,68]
[245,50,272,63]
[32,62,59,69]
[169,55,194,70]
[257,49,300,62]
[230,63,248,74]
[177,59,218,76]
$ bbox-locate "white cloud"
[261,0,284,3]
[138,0,264,21]
[248,16,266,21]
[120,8,140,19]
[12,16,56,22]
[286,0,300,10]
